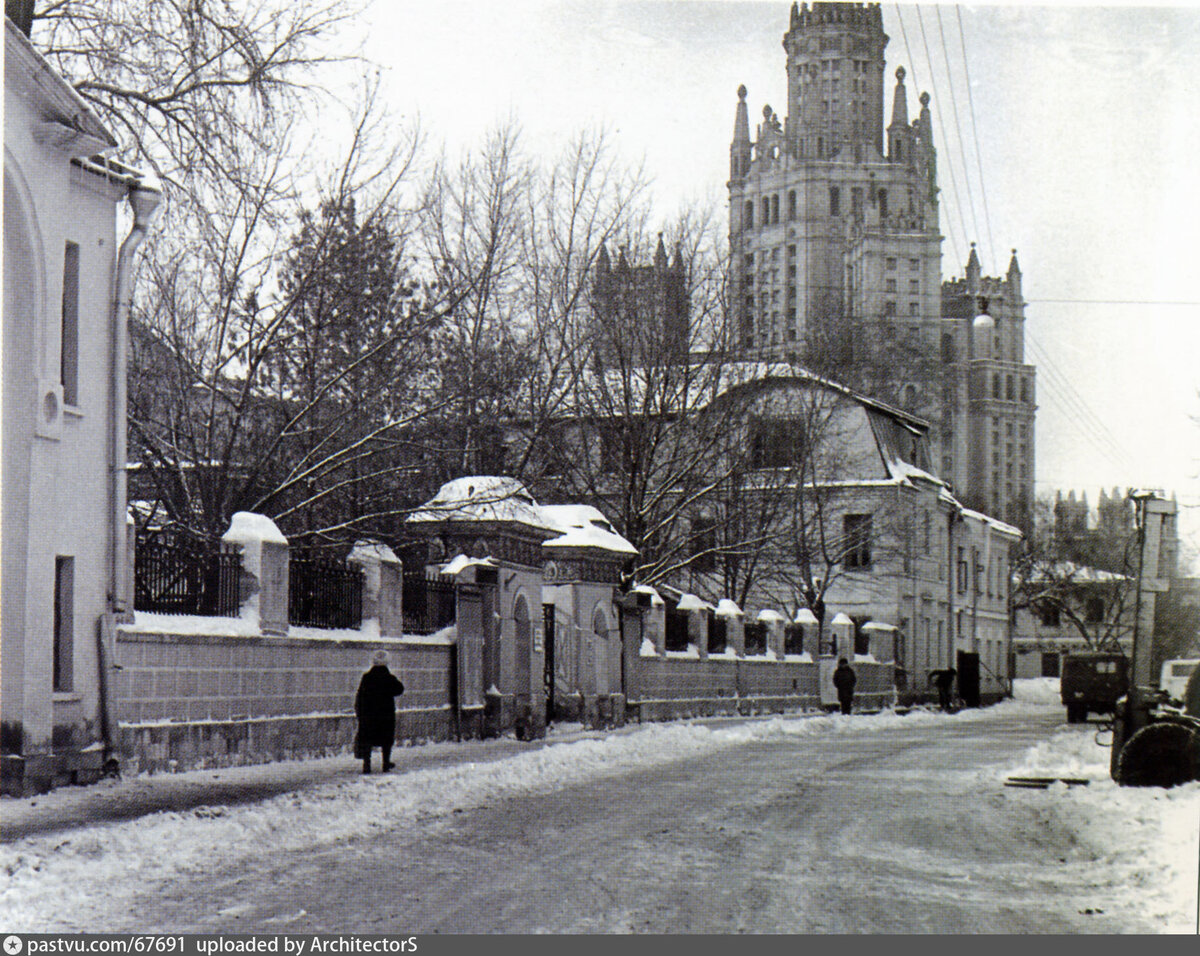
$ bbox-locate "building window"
[1085,597,1105,623]
[909,279,919,293]
[1020,378,1029,403]
[54,556,74,692]
[909,258,919,270]
[744,200,754,228]
[884,300,896,316]
[762,197,770,225]
[885,257,897,271]
[992,374,1001,399]
[61,241,80,406]
[878,189,887,218]
[788,191,797,220]
[957,547,969,594]
[843,514,872,569]
[1006,374,1015,400]
[750,419,805,469]
[909,302,919,316]
[1038,602,1061,628]
[851,187,862,217]
[771,194,780,224]
[885,278,896,292]
[829,186,840,216]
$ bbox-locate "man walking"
[832,657,857,715]
[355,650,405,774]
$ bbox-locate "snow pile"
[1011,677,1062,705]
[1004,724,1200,932]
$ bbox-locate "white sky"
[356,1,1200,562]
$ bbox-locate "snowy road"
[4,692,1198,933]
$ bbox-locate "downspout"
[109,180,162,614]
[100,177,162,766]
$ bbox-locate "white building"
[3,17,160,794]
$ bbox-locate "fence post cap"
[349,540,400,565]
[794,607,819,625]
[222,512,287,546]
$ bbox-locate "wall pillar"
[758,609,785,658]
[717,600,745,657]
[221,512,289,636]
[794,608,819,658]
[348,541,402,638]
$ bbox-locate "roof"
[6,18,117,151]
[540,504,638,556]
[406,476,556,532]
[1026,561,1127,585]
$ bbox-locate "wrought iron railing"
[709,614,727,654]
[134,534,241,617]
[784,623,805,656]
[289,552,364,630]
[665,606,690,652]
[402,571,457,635]
[744,621,768,656]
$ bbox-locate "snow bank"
[1012,677,1061,706]
[1002,723,1200,932]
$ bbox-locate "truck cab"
[1061,653,1128,723]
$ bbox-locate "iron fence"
[708,613,727,654]
[665,605,690,652]
[402,571,457,635]
[784,623,805,656]
[744,621,768,656]
[134,535,241,617]
[289,552,364,630]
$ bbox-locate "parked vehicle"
[1061,653,1128,723]
[1159,658,1199,703]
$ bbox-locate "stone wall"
[113,628,458,773]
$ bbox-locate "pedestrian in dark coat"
[832,657,857,715]
[355,650,404,774]
[933,667,957,711]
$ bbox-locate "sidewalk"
[1,708,853,843]
[1,723,612,842]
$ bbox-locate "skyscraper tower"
[728,1,1036,527]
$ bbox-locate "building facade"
[726,1,1036,526]
[3,16,160,794]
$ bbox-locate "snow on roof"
[676,593,712,612]
[862,621,897,632]
[406,476,555,531]
[1026,561,1127,585]
[349,541,399,566]
[715,598,743,617]
[441,554,498,576]
[540,504,638,556]
[958,506,1023,540]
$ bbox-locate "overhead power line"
[954,5,998,270]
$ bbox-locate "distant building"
[3,16,160,794]
[591,236,689,366]
[725,1,1036,528]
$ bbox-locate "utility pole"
[1109,491,1177,777]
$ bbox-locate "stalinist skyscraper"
[728,1,1036,527]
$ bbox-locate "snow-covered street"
[3,683,1197,933]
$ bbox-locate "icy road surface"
[3,688,1198,933]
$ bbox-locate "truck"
[1060,652,1128,723]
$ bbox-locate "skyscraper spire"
[654,232,668,269]
[966,242,981,293]
[887,66,911,163]
[730,84,751,181]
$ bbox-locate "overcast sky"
[358,1,1200,561]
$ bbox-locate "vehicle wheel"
[1114,722,1200,788]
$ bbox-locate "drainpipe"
[109,180,162,614]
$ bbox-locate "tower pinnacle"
[730,84,751,181]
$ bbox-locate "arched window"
[788,191,797,219]
[1006,374,1015,400]
[771,193,780,224]
[992,374,1001,399]
[878,189,888,218]
[744,200,754,228]
[829,186,840,216]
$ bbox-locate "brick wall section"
[114,630,453,724]
[113,629,456,772]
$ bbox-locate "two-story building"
[3,15,160,794]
